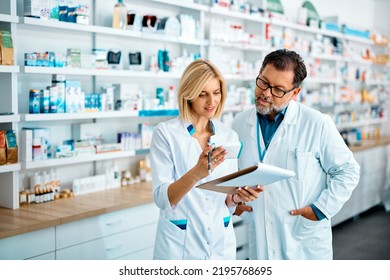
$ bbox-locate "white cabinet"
[56,203,158,260]
[0,227,55,260]
[56,223,157,260]
[0,203,159,260]
[332,144,390,226]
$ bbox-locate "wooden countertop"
[1,136,390,240]
[0,182,153,239]
[349,136,390,152]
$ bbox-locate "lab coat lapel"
[264,101,298,160]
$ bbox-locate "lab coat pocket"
[287,150,317,180]
[154,216,186,260]
[293,215,321,245]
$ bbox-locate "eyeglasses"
[255,77,296,98]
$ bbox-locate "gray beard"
[255,97,289,116]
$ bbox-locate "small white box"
[24,0,50,19]
[21,129,33,162]
[114,83,139,100]
[72,123,101,141]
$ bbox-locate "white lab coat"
[232,100,360,260]
[150,117,238,260]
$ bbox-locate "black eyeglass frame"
[255,77,296,98]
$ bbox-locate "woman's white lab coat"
[150,117,238,260]
[232,100,360,260]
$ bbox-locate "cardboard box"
[0,31,14,65]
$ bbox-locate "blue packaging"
[59,0,68,22]
[29,89,40,114]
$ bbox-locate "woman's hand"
[190,145,227,180]
[229,185,264,207]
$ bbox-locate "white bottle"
[112,0,127,29]
[168,85,177,109]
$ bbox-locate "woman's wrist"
[231,194,239,205]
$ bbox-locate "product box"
[0,131,6,165]
[0,31,14,65]
[114,83,140,111]
[72,123,102,142]
[21,129,33,162]
[95,143,121,153]
[28,128,51,159]
[5,130,18,164]
[24,0,50,19]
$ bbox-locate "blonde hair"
[178,59,227,123]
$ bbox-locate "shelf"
[0,66,19,73]
[138,109,179,117]
[210,41,269,52]
[148,0,209,11]
[22,150,138,170]
[209,7,269,23]
[310,53,346,62]
[343,35,373,45]
[224,74,253,81]
[0,163,21,174]
[0,114,20,123]
[0,14,19,23]
[21,17,206,46]
[305,77,341,84]
[269,18,376,45]
[22,66,182,79]
[336,118,388,130]
[21,111,138,122]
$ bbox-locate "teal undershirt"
[257,108,326,221]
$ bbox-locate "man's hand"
[233,203,253,216]
[290,206,318,221]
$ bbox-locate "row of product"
[19,169,61,205]
[71,157,152,196]
[333,106,386,125]
[302,84,388,108]
[340,126,382,147]
[0,130,18,166]
[112,0,200,40]
[24,48,200,74]
[24,0,90,25]
[28,77,178,114]
[29,78,115,114]
[21,122,154,162]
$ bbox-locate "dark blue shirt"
[257,108,286,149]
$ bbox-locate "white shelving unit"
[0,163,20,174]
[22,150,137,170]
[21,111,138,122]
[0,0,388,214]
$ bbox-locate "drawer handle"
[106,243,123,251]
[105,219,123,226]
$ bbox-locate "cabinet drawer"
[27,252,56,260]
[56,223,157,260]
[0,228,55,260]
[114,246,154,260]
[57,203,159,249]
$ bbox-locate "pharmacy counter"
[0,182,158,260]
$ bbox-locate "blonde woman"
[150,59,263,260]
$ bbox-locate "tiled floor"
[332,205,390,260]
